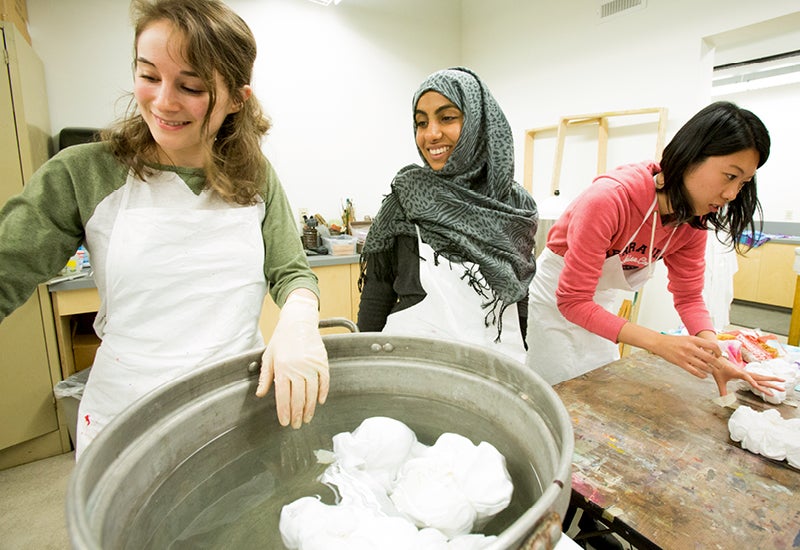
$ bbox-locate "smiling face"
[414,91,464,171]
[134,19,245,167]
[682,148,760,216]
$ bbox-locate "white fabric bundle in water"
[281,497,498,550]
[390,432,514,537]
[329,415,424,493]
[728,405,800,468]
[280,417,514,549]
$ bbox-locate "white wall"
[711,83,800,223]
[26,1,133,134]
[26,0,799,223]
[461,0,799,219]
[24,0,800,333]
[26,0,461,224]
[459,0,799,333]
[708,13,800,223]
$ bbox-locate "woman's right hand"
[711,358,784,397]
[647,332,724,378]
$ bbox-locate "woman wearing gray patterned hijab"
[357,67,538,362]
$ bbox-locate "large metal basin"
[67,333,573,549]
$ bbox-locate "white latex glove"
[257,291,330,428]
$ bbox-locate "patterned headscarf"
[361,67,538,327]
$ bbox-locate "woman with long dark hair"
[526,101,780,397]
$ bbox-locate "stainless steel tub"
[67,333,573,549]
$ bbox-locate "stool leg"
[563,502,578,532]
[789,275,800,346]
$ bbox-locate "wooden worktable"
[554,351,800,550]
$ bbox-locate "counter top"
[762,221,800,236]
[47,253,361,293]
[46,272,97,292]
[757,221,800,245]
[765,235,800,245]
[306,253,360,268]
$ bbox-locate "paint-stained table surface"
[554,351,800,549]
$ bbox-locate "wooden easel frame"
[523,107,668,195]
[523,108,668,356]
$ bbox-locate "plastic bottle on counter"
[61,245,91,275]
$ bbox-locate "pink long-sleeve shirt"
[546,161,714,343]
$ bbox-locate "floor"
[0,450,74,549]
[729,299,791,336]
[1,309,791,550]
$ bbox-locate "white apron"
[76,173,266,459]
[526,195,677,384]
[382,227,526,364]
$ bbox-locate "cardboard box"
[0,0,30,44]
[73,332,101,372]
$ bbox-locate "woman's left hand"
[711,355,785,397]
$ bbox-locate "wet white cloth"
[728,406,800,468]
[391,433,514,537]
[280,417,512,549]
[280,497,496,550]
[329,416,423,492]
[741,358,799,404]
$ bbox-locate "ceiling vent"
[598,0,646,21]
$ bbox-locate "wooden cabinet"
[350,262,362,322]
[50,287,100,379]
[258,260,362,340]
[0,23,69,469]
[733,242,797,308]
